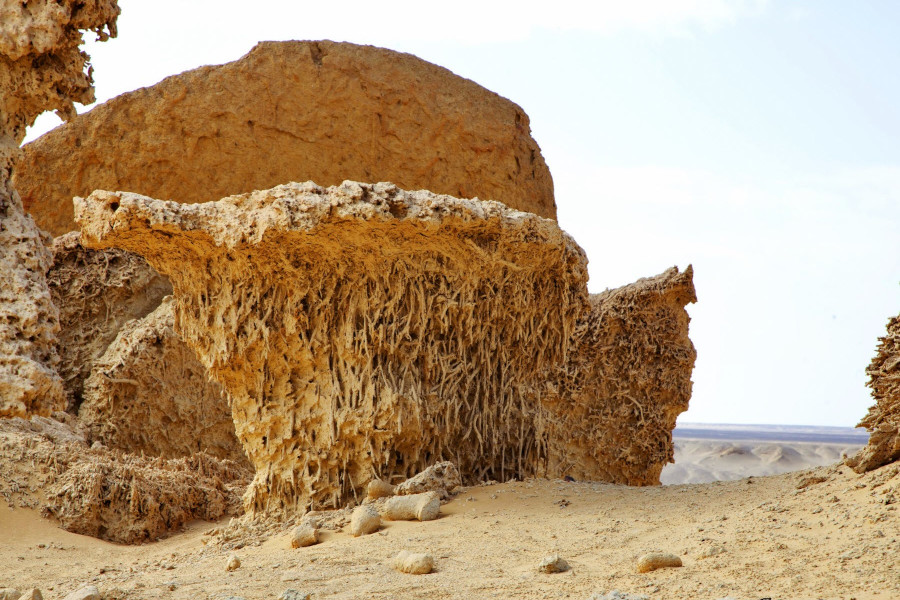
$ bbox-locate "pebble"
[537,553,570,574]
[290,524,319,548]
[280,590,310,600]
[392,550,434,574]
[350,505,382,536]
[636,552,682,573]
[225,555,241,571]
[62,586,100,600]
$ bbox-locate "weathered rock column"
[76,181,588,513]
[0,0,119,416]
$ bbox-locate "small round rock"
[537,553,570,574]
[225,554,241,571]
[392,550,434,574]
[636,552,682,573]
[290,523,319,548]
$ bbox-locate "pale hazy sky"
[26,0,900,427]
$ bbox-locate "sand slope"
[1,461,897,600]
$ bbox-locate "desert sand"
[1,459,898,600]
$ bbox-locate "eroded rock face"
[18,40,555,237]
[545,267,697,485]
[48,232,172,411]
[0,0,119,417]
[848,314,900,473]
[80,297,247,463]
[76,181,587,513]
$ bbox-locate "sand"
[1,459,897,600]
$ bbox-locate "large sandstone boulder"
[17,40,556,237]
[545,267,697,485]
[848,314,900,473]
[80,297,247,464]
[76,181,586,513]
[0,0,119,417]
[47,232,172,411]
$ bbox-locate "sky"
[26,0,900,427]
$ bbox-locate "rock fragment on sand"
[62,586,100,600]
[0,590,22,600]
[395,461,461,499]
[587,592,649,600]
[350,505,381,536]
[392,550,434,574]
[384,491,441,522]
[290,523,319,548]
[280,591,310,600]
[636,552,682,573]
[537,553,570,574]
[366,478,396,500]
[225,554,241,571]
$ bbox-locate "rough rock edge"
[48,232,172,412]
[79,297,247,463]
[17,39,555,236]
[75,181,588,514]
[848,314,900,472]
[0,0,119,417]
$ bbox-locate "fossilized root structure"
[76,181,588,513]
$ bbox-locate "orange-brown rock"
[545,267,697,485]
[0,0,119,417]
[848,314,900,473]
[75,181,584,514]
[47,232,172,411]
[17,40,555,237]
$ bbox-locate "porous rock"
[75,181,589,513]
[225,555,241,572]
[392,550,434,575]
[47,232,172,412]
[635,552,682,573]
[290,523,319,547]
[395,460,461,499]
[848,314,900,472]
[537,553,570,574]
[349,505,381,536]
[18,40,555,236]
[78,297,246,462]
[0,0,119,418]
[383,491,441,522]
[545,267,697,485]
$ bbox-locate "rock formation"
[848,313,900,473]
[17,40,556,237]
[79,297,247,463]
[75,181,587,513]
[0,0,119,417]
[47,232,172,411]
[545,267,697,485]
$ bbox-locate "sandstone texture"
[47,232,172,411]
[545,267,697,485]
[848,314,900,473]
[18,40,555,237]
[79,297,246,463]
[0,0,119,417]
[75,181,588,513]
[0,416,250,544]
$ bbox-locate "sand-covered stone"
[47,232,172,411]
[546,267,697,485]
[392,550,434,575]
[537,554,570,573]
[349,505,381,536]
[383,491,441,522]
[290,523,319,547]
[75,181,588,513]
[79,297,245,462]
[636,552,682,573]
[0,0,119,418]
[18,40,555,236]
[61,587,99,600]
[848,314,900,473]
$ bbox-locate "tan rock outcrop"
[0,0,119,417]
[79,297,246,463]
[47,232,172,411]
[17,40,555,237]
[75,181,587,513]
[545,267,697,485]
[847,314,900,473]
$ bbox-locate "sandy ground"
[1,458,897,600]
